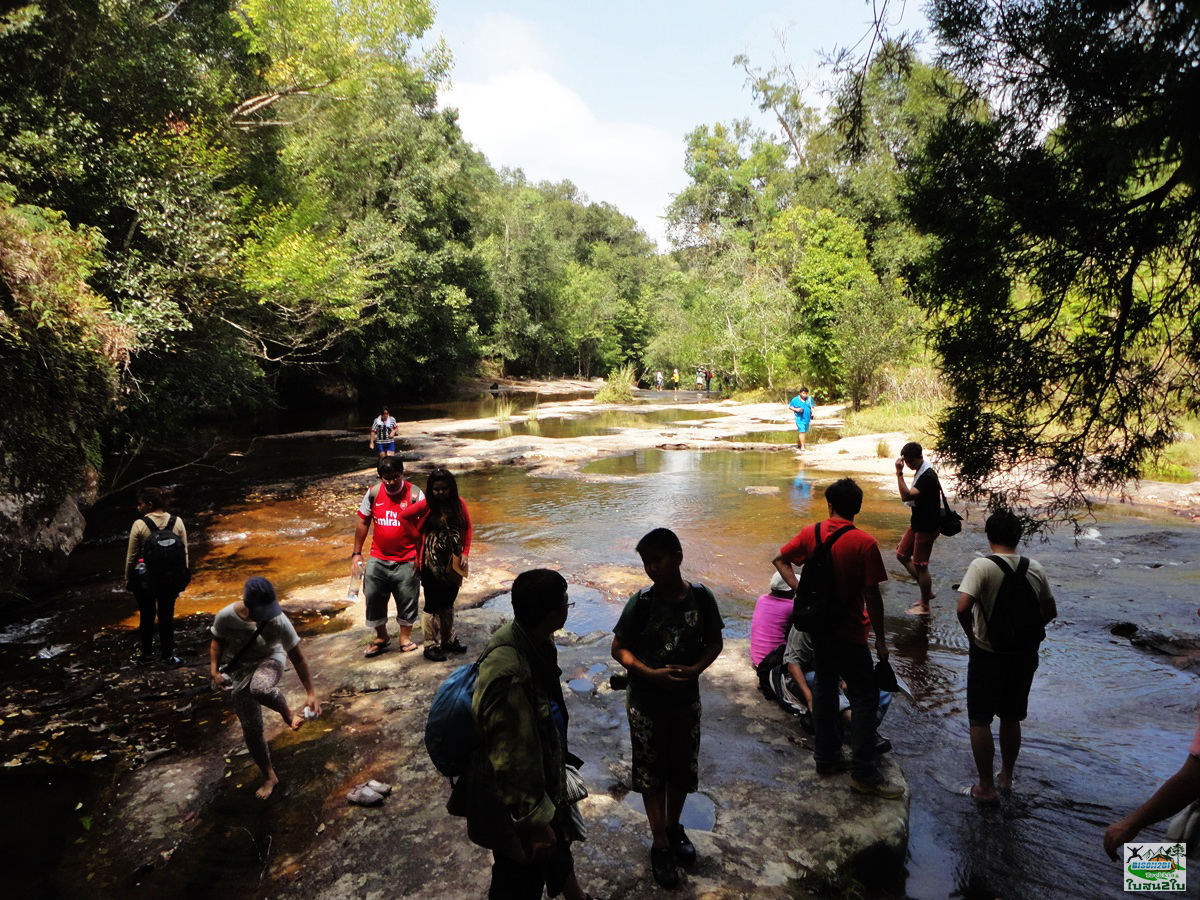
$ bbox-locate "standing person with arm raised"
[895,441,941,615]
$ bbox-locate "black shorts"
[966,642,1039,726]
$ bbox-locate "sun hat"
[243,576,282,622]
[769,570,795,597]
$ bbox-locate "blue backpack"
[425,645,503,778]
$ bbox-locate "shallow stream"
[3,394,1199,898]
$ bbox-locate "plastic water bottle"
[346,558,365,601]
[135,559,147,578]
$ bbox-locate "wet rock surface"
[28,593,907,898]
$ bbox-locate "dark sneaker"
[796,708,814,734]
[160,656,182,669]
[850,777,904,799]
[135,654,154,667]
[423,645,447,662]
[815,756,853,775]
[667,824,696,866]
[875,734,893,755]
[650,846,679,888]
[442,638,468,654]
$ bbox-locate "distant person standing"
[772,477,901,799]
[704,369,712,392]
[895,441,941,615]
[370,406,398,458]
[125,486,190,667]
[695,370,705,391]
[210,577,320,800]
[957,511,1056,802]
[351,456,425,657]
[671,368,680,391]
[655,370,664,390]
[788,388,815,450]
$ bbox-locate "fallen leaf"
[80,816,92,831]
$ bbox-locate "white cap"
[769,570,795,596]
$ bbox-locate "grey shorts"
[364,558,419,627]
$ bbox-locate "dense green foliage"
[0,0,660,478]
[660,45,945,403]
[907,1,1200,521]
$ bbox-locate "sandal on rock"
[399,641,419,653]
[347,784,385,806]
[363,639,390,658]
[366,779,392,796]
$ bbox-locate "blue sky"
[431,1,929,247]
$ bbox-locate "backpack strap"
[165,514,177,532]
[140,515,156,532]
[978,555,1030,630]
[221,620,269,673]
[819,523,855,551]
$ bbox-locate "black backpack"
[980,556,1045,654]
[791,523,854,633]
[139,515,190,594]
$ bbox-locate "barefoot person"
[210,577,321,799]
[956,512,1056,802]
[787,388,815,451]
[895,442,941,615]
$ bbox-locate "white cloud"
[440,19,683,248]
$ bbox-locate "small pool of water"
[482,584,626,637]
[719,425,839,445]
[622,790,717,832]
[458,408,730,441]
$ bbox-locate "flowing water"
[3,395,1199,898]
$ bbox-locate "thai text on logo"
[1123,842,1186,892]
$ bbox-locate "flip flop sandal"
[347,784,385,806]
[366,779,392,796]
[363,639,390,658]
[398,642,419,653]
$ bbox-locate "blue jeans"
[812,635,880,783]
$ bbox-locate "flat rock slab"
[93,602,908,898]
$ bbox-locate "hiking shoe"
[650,846,679,888]
[134,654,154,667]
[423,645,447,662]
[850,777,904,799]
[442,638,468,654]
[796,709,814,734]
[160,656,183,669]
[815,756,853,776]
[667,824,696,866]
[875,735,893,755]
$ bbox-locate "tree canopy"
[906,1,1200,522]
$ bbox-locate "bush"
[595,363,636,403]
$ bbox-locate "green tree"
[906,1,1200,522]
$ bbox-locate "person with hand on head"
[210,576,320,800]
[894,442,941,615]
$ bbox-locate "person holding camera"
[209,577,321,800]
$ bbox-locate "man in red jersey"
[350,456,425,657]
[772,477,902,799]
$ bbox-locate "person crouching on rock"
[210,576,321,800]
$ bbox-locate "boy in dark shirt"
[612,528,724,889]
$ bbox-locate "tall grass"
[595,363,636,403]
[494,396,515,422]
[843,400,941,445]
[526,394,539,422]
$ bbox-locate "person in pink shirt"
[749,571,795,668]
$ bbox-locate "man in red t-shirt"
[350,456,425,657]
[772,477,902,799]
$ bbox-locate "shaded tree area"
[660,43,945,403]
[0,1,658,471]
[905,0,1200,523]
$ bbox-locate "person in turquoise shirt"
[788,387,815,450]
